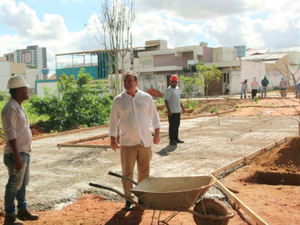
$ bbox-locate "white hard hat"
[7,75,29,89]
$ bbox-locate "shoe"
[169,140,177,145]
[175,139,184,143]
[17,210,39,221]
[4,215,23,225]
[125,200,133,211]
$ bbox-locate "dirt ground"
[0,93,300,225]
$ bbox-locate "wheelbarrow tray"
[130,175,215,211]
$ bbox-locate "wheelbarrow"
[89,172,234,225]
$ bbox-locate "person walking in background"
[251,77,259,99]
[109,70,161,210]
[164,75,185,146]
[225,82,230,95]
[279,77,287,97]
[240,79,248,99]
[1,75,39,225]
[297,82,300,97]
[261,75,269,98]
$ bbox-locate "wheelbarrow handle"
[89,182,145,210]
[108,171,138,185]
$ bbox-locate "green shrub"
[29,69,113,132]
[210,107,219,114]
[253,96,259,103]
[0,91,9,101]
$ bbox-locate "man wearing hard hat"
[1,75,39,225]
[164,75,185,146]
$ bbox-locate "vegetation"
[196,62,222,99]
[183,99,198,110]
[273,57,300,97]
[179,74,202,104]
[29,69,113,132]
[253,96,259,103]
[86,0,136,96]
[210,107,219,114]
[0,91,9,101]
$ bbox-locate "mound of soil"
[251,137,300,173]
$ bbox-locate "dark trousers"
[251,89,257,99]
[168,113,180,141]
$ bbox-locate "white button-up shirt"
[109,89,161,147]
[1,98,32,154]
[165,86,181,113]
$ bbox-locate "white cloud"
[0,0,68,40]
[1,0,300,75]
[135,0,246,21]
[130,12,203,48]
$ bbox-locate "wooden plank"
[211,137,289,177]
[57,132,168,148]
[58,133,109,145]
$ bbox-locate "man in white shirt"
[109,70,161,210]
[2,75,39,225]
[164,75,185,145]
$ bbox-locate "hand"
[167,110,172,116]
[153,133,161,144]
[14,155,22,170]
[110,137,119,152]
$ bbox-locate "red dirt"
[26,195,198,225]
[222,136,300,225]
[147,87,163,98]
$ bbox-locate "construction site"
[0,94,299,225]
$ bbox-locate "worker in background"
[251,77,259,99]
[225,82,230,95]
[279,77,287,97]
[261,75,269,98]
[164,75,185,146]
[240,79,248,99]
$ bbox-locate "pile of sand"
[252,136,300,173]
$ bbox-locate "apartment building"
[4,45,47,70]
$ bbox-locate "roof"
[55,44,159,57]
[242,52,287,63]
[47,74,57,80]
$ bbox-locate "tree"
[29,69,113,132]
[86,0,136,96]
[179,73,202,104]
[273,55,300,97]
[196,62,222,98]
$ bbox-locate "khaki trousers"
[120,144,152,198]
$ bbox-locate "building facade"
[35,40,300,98]
[5,45,47,69]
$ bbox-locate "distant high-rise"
[5,45,47,69]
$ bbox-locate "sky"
[1,0,300,75]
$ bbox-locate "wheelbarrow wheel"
[193,199,229,225]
